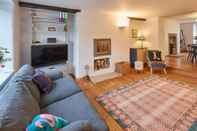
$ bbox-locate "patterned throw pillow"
[33,70,53,94]
[148,50,162,61]
[26,114,69,131]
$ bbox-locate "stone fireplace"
[93,38,111,71]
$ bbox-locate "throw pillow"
[26,114,69,131]
[148,51,162,61]
[152,51,161,61]
[33,70,53,94]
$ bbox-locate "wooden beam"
[128,17,146,21]
[19,2,81,13]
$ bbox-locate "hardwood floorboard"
[166,54,197,79]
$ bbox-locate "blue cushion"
[11,64,35,82]
[41,92,108,131]
[3,65,41,102]
[61,120,93,131]
[40,76,81,108]
[45,70,63,81]
[24,80,41,102]
[151,62,166,69]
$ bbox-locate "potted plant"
[0,47,10,68]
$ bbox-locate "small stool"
[135,61,144,72]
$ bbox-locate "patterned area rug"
[96,76,197,131]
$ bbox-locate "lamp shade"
[137,35,146,48]
[137,35,146,41]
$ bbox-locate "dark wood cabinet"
[168,33,177,55]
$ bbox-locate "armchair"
[147,50,167,74]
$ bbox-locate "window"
[193,23,197,44]
[0,0,14,86]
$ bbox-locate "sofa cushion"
[0,81,40,131]
[24,80,41,102]
[6,65,41,102]
[42,70,63,81]
[61,120,93,131]
[40,76,81,108]
[11,64,35,82]
[41,92,108,131]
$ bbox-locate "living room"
[0,0,197,131]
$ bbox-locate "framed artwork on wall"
[94,38,111,57]
[131,29,138,38]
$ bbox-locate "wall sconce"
[117,16,129,28]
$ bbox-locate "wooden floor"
[166,53,197,79]
[76,69,197,131]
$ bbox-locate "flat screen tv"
[31,44,68,67]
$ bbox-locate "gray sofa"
[0,65,108,131]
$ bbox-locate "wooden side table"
[115,62,132,75]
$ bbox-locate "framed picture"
[94,38,111,57]
[131,29,138,38]
[48,27,56,32]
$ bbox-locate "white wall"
[130,17,166,52]
[180,23,193,45]
[74,12,180,78]
[75,10,132,78]
[162,18,180,56]
[144,17,160,50]
[139,17,180,57]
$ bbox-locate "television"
[31,44,68,67]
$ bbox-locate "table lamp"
[137,35,146,48]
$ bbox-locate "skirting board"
[90,72,122,84]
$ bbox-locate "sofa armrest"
[61,120,93,131]
[45,70,63,81]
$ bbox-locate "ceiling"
[20,0,197,18]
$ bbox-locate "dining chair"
[191,44,197,63]
[187,44,194,62]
